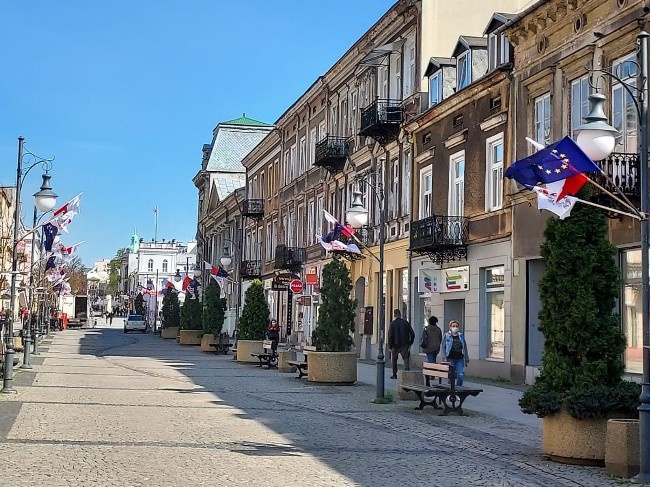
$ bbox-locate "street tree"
[161,290,180,328]
[202,280,226,335]
[238,279,269,340]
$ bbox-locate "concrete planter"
[178,329,202,346]
[278,349,296,373]
[307,351,357,384]
[542,411,607,465]
[236,340,264,363]
[200,334,215,353]
[161,326,179,339]
[606,419,640,478]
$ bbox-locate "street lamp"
[3,137,56,392]
[220,239,242,335]
[173,269,182,282]
[574,31,649,482]
[347,188,386,399]
[220,247,233,268]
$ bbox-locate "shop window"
[622,249,642,374]
[482,266,505,361]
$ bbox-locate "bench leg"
[414,391,441,410]
[441,393,468,416]
[298,367,307,378]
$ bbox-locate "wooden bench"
[210,342,233,354]
[287,359,308,378]
[251,341,277,369]
[401,362,482,416]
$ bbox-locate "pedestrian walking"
[109,312,113,325]
[442,320,469,386]
[387,309,415,379]
[267,318,280,355]
[421,315,443,363]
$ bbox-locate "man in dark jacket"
[421,315,443,363]
[387,309,415,379]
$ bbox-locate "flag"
[215,276,227,298]
[555,173,588,201]
[52,194,81,218]
[206,261,229,278]
[324,209,355,236]
[504,136,601,187]
[43,223,58,252]
[317,235,361,255]
[181,275,192,291]
[532,185,578,220]
[54,241,84,258]
[154,206,158,214]
[45,256,56,271]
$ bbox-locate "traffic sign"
[289,279,304,293]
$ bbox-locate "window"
[390,158,399,219]
[399,268,409,319]
[271,219,278,260]
[457,51,471,90]
[483,266,505,361]
[283,150,290,185]
[405,41,416,97]
[534,93,551,146]
[449,151,465,216]
[162,259,168,273]
[267,164,273,196]
[287,211,295,246]
[316,195,324,236]
[290,144,297,181]
[402,150,411,216]
[612,54,637,152]
[488,33,498,71]
[318,120,326,140]
[486,133,504,211]
[252,175,258,198]
[147,259,154,272]
[296,205,304,246]
[307,199,315,245]
[571,75,590,138]
[266,222,272,262]
[622,249,642,373]
[429,72,442,106]
[331,105,338,136]
[341,100,348,137]
[380,65,389,98]
[309,128,317,165]
[351,92,358,138]
[419,167,432,219]
[501,35,511,65]
[299,136,307,175]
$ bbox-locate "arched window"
[148,259,154,272]
[162,259,168,273]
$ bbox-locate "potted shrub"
[201,280,226,352]
[160,290,180,339]
[134,293,145,315]
[236,279,269,363]
[179,283,202,345]
[519,195,640,464]
[309,256,357,384]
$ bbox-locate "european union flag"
[45,256,56,271]
[504,136,601,187]
[43,223,58,252]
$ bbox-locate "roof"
[222,114,272,127]
[483,12,518,36]
[205,120,273,172]
[452,36,488,58]
[424,57,455,78]
[214,173,246,200]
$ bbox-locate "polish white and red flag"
[54,241,85,260]
[46,193,83,232]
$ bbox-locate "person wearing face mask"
[442,320,469,386]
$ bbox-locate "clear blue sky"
[0,0,395,267]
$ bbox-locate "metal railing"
[273,245,307,270]
[592,152,640,200]
[409,215,469,250]
[242,199,264,217]
[360,99,403,135]
[314,136,347,166]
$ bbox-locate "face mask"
[451,327,459,334]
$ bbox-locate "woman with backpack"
[420,316,443,363]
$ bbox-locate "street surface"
[0,317,627,486]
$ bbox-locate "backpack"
[420,328,429,349]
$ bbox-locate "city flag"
[45,256,56,271]
[43,223,58,252]
[504,136,601,187]
[204,261,218,277]
[532,185,577,220]
[181,275,192,291]
[52,193,82,218]
[324,209,355,236]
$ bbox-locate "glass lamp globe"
[193,267,202,278]
[33,174,58,213]
[173,270,182,282]
[575,93,618,162]
[346,191,369,229]
[220,248,232,267]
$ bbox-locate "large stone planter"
[278,349,296,373]
[178,329,202,345]
[307,351,357,384]
[236,340,264,363]
[542,411,607,465]
[161,326,179,339]
[200,334,215,352]
[606,419,640,478]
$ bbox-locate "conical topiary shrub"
[180,289,202,331]
[520,190,639,419]
[161,291,180,328]
[238,279,269,340]
[134,293,145,315]
[312,256,356,352]
[203,280,226,335]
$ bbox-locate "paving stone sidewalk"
[0,324,631,487]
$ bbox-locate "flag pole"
[154,206,158,243]
[573,197,643,220]
[585,176,642,217]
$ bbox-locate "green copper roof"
[222,114,272,127]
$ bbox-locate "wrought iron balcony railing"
[409,215,469,263]
[274,245,307,270]
[242,199,264,218]
[359,98,403,146]
[240,260,262,279]
[592,152,640,201]
[314,136,348,173]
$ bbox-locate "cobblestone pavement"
[0,321,632,486]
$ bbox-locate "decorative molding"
[480,113,508,132]
[443,129,468,149]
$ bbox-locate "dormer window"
[429,71,442,106]
[488,32,512,71]
[457,51,471,90]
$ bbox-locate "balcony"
[274,245,307,271]
[242,199,264,219]
[240,260,262,279]
[408,215,469,264]
[590,152,640,216]
[359,99,403,146]
[314,136,348,174]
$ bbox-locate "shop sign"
[276,272,299,284]
[441,265,469,292]
[418,269,439,293]
[306,269,319,286]
[271,281,288,291]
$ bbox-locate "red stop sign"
[289,279,304,293]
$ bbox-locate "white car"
[124,314,147,334]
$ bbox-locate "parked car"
[124,314,147,334]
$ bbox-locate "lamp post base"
[32,331,40,356]
[2,346,15,393]
[21,334,32,369]
[376,357,385,399]
[633,383,650,483]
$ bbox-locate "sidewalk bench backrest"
[422,362,456,386]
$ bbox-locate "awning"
[358,39,406,66]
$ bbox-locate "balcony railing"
[242,199,264,219]
[240,260,262,279]
[274,245,307,271]
[359,98,403,146]
[409,215,469,263]
[314,136,347,173]
[591,152,640,202]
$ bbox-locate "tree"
[520,193,639,419]
[106,247,128,297]
[238,279,269,340]
[312,256,356,352]
[134,293,145,315]
[180,290,202,330]
[203,280,226,335]
[66,256,88,295]
[161,290,180,328]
